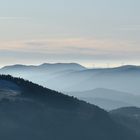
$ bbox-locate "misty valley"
[0,63,140,139]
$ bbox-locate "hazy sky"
[0,0,140,67]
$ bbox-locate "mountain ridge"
[67,88,140,110]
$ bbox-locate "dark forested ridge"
[110,107,140,137]
[0,75,139,140]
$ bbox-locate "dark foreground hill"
[110,107,140,137]
[0,75,139,140]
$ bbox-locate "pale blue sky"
[0,0,140,67]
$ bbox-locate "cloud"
[23,38,140,54]
[0,37,140,65]
[0,17,28,20]
[118,25,140,31]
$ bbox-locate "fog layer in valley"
[1,63,140,110]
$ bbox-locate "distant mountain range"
[0,75,139,140]
[0,63,140,94]
[1,63,86,72]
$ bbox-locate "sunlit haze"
[0,0,140,67]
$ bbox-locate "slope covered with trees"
[0,75,139,140]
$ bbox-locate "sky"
[0,0,140,67]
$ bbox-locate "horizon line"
[0,62,140,69]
